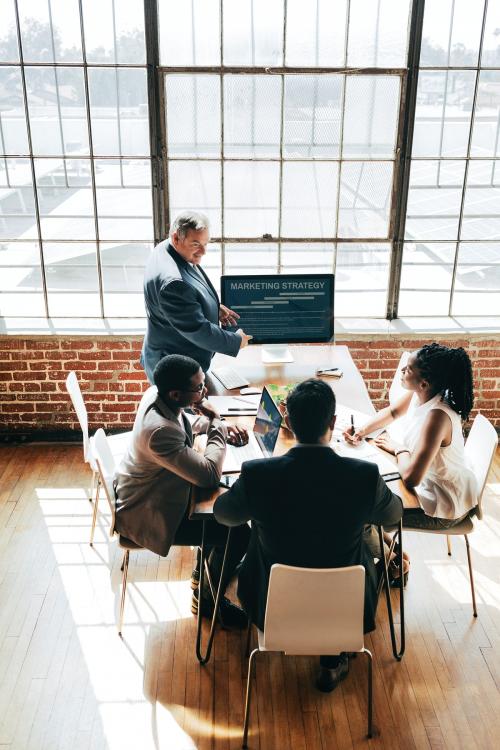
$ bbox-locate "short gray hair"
[169,211,210,239]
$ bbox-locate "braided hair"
[414,343,474,421]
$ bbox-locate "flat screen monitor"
[221,273,334,347]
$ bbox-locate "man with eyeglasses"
[114,354,250,628]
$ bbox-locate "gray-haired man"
[141,211,252,382]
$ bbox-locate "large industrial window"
[0,0,499,322]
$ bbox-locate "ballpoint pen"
[350,414,355,436]
[228,407,256,412]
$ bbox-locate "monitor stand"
[261,344,294,364]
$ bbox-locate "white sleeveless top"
[402,394,477,519]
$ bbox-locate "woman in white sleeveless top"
[344,343,477,532]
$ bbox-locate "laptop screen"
[254,387,283,456]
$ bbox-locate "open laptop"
[223,386,283,473]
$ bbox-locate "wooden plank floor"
[0,443,499,750]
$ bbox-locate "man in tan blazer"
[114,354,250,628]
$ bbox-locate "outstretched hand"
[227,424,249,446]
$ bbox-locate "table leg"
[195,523,232,665]
[378,521,405,660]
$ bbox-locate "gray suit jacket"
[141,241,241,380]
[114,386,227,557]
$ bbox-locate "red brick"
[0,373,13,381]
[96,340,131,351]
[117,372,145,381]
[14,371,47,381]
[96,361,129,371]
[2,403,34,412]
[112,351,135,361]
[61,340,94,350]
[62,361,97,371]
[124,382,145,392]
[479,369,500,378]
[104,403,137,413]
[0,339,25,350]
[79,351,112,361]
[40,382,57,392]
[26,340,59,351]
[0,361,25,371]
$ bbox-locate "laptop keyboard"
[212,367,250,390]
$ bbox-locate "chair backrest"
[262,564,365,655]
[92,428,117,535]
[388,351,411,406]
[464,414,498,520]
[65,371,93,467]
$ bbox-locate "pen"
[350,414,355,436]
[228,407,256,412]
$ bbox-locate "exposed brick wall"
[0,334,499,436]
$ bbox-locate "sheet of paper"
[333,439,399,478]
[207,395,260,415]
[334,402,384,439]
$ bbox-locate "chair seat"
[90,430,131,468]
[406,516,474,535]
[119,535,143,550]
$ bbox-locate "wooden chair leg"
[89,470,96,503]
[242,648,258,748]
[446,536,452,556]
[118,550,130,636]
[464,535,477,617]
[89,480,101,546]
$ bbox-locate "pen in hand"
[350,414,355,436]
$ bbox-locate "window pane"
[283,75,342,158]
[224,243,278,274]
[0,0,19,62]
[88,68,149,157]
[82,0,146,64]
[470,71,500,158]
[25,67,88,156]
[347,0,411,67]
[420,0,483,67]
[223,161,279,237]
[0,158,37,240]
[462,161,500,240]
[0,67,29,154]
[18,0,82,62]
[35,158,95,240]
[281,162,338,238]
[166,75,220,158]
[343,77,400,158]
[413,71,476,158]
[44,242,100,317]
[0,265,45,316]
[223,0,283,66]
[405,160,465,240]
[202,243,221,293]
[168,161,221,236]
[398,242,455,315]
[281,243,334,272]
[481,0,500,67]
[286,0,347,67]
[0,240,40,265]
[224,76,281,158]
[398,290,451,316]
[452,291,500,315]
[95,159,153,241]
[101,241,152,316]
[338,162,393,237]
[159,0,220,66]
[335,243,390,316]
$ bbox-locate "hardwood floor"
[0,443,499,750]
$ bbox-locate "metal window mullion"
[333,0,350,278]
[47,0,69,187]
[13,0,49,318]
[448,0,490,317]
[220,0,225,274]
[385,0,425,319]
[0,114,10,187]
[277,1,287,273]
[145,0,164,244]
[111,0,124,185]
[78,0,104,318]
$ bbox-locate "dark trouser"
[403,507,469,530]
[173,511,250,601]
[320,655,343,668]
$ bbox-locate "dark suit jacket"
[141,242,240,380]
[214,445,403,632]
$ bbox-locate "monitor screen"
[254,387,283,456]
[221,273,334,344]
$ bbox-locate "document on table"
[207,395,260,415]
[333,439,399,479]
[334,403,384,439]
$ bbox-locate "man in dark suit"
[214,379,403,690]
[141,211,252,382]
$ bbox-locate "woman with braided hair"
[344,343,477,534]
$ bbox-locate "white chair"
[242,564,373,747]
[406,414,498,617]
[92,428,143,636]
[65,371,132,544]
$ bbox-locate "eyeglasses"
[181,383,206,394]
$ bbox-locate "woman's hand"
[227,424,249,446]
[373,432,405,456]
[342,428,364,445]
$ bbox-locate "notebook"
[222,386,283,473]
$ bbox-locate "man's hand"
[236,329,253,349]
[226,424,249,446]
[219,304,240,327]
[192,398,221,421]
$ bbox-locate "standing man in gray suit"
[114,354,250,628]
[141,211,252,382]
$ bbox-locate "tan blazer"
[114,386,227,556]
